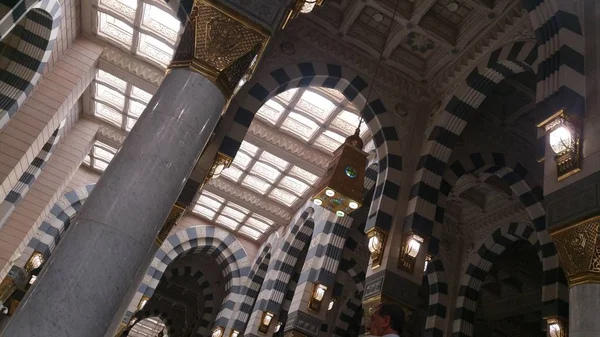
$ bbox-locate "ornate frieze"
[100,48,165,86]
[551,216,600,286]
[170,0,269,98]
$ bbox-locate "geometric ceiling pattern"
[85,0,373,242]
[129,317,168,337]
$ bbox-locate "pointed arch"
[124,225,250,330]
[219,62,403,235]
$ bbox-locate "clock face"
[345,165,357,178]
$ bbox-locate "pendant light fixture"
[311,2,399,218]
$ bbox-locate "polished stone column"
[550,216,600,337]
[0,67,225,337]
[1,1,272,335]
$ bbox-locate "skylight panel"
[239,226,261,240]
[331,110,368,136]
[232,151,252,170]
[289,166,319,185]
[94,159,109,171]
[314,130,346,153]
[97,69,127,91]
[98,13,133,47]
[129,100,146,118]
[194,205,216,220]
[297,91,335,121]
[94,145,115,162]
[259,151,289,170]
[221,166,243,182]
[281,112,319,141]
[269,188,298,207]
[279,176,310,196]
[95,102,123,128]
[221,206,247,222]
[275,88,298,104]
[198,194,223,211]
[96,83,125,109]
[252,161,281,182]
[99,0,137,19]
[142,3,180,44]
[125,117,138,132]
[239,141,259,156]
[256,100,285,124]
[131,86,153,103]
[246,217,271,232]
[216,215,238,230]
[242,175,271,194]
[138,33,174,67]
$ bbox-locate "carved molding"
[248,120,330,170]
[551,216,600,286]
[97,124,126,145]
[100,47,165,86]
[207,178,292,221]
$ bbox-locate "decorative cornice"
[290,22,430,102]
[444,199,527,238]
[100,47,165,86]
[97,124,126,145]
[207,178,292,222]
[248,120,330,171]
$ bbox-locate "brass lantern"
[311,129,367,217]
[537,108,583,181]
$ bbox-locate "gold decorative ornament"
[137,296,150,310]
[398,233,425,274]
[282,0,325,28]
[24,251,44,274]
[550,215,600,286]
[366,228,387,269]
[212,326,224,337]
[537,108,582,181]
[206,152,233,182]
[168,0,269,99]
[308,283,328,312]
[155,202,186,246]
[258,311,275,334]
[547,317,567,337]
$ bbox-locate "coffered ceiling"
[301,0,527,91]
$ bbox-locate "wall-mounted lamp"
[259,311,275,334]
[328,298,336,311]
[367,228,387,269]
[24,251,44,274]
[137,296,149,310]
[230,330,240,337]
[308,283,328,312]
[398,233,425,273]
[283,0,325,28]
[129,317,138,326]
[547,317,567,337]
[212,326,224,337]
[423,254,432,273]
[274,322,282,333]
[537,109,582,181]
[206,152,233,181]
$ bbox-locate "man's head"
[369,304,405,336]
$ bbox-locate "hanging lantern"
[311,129,367,217]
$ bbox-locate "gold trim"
[167,0,270,99]
[536,109,566,128]
[155,202,186,246]
[550,215,600,286]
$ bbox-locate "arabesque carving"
[551,216,600,286]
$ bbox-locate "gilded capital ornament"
[169,0,269,98]
[550,215,600,286]
[155,202,186,246]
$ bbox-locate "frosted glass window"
[142,4,180,43]
[138,33,174,67]
[98,13,133,47]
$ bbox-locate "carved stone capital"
[169,0,269,98]
[551,216,600,286]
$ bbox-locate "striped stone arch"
[452,222,565,337]
[424,257,449,337]
[220,62,403,234]
[163,266,216,337]
[124,225,250,329]
[131,313,175,336]
[439,152,567,322]
[406,41,539,253]
[523,0,585,120]
[0,0,62,129]
[25,184,95,260]
[246,208,315,336]
[231,235,275,332]
[332,256,367,337]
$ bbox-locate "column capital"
[550,215,600,286]
[169,0,270,99]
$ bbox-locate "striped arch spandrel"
[0,0,62,129]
